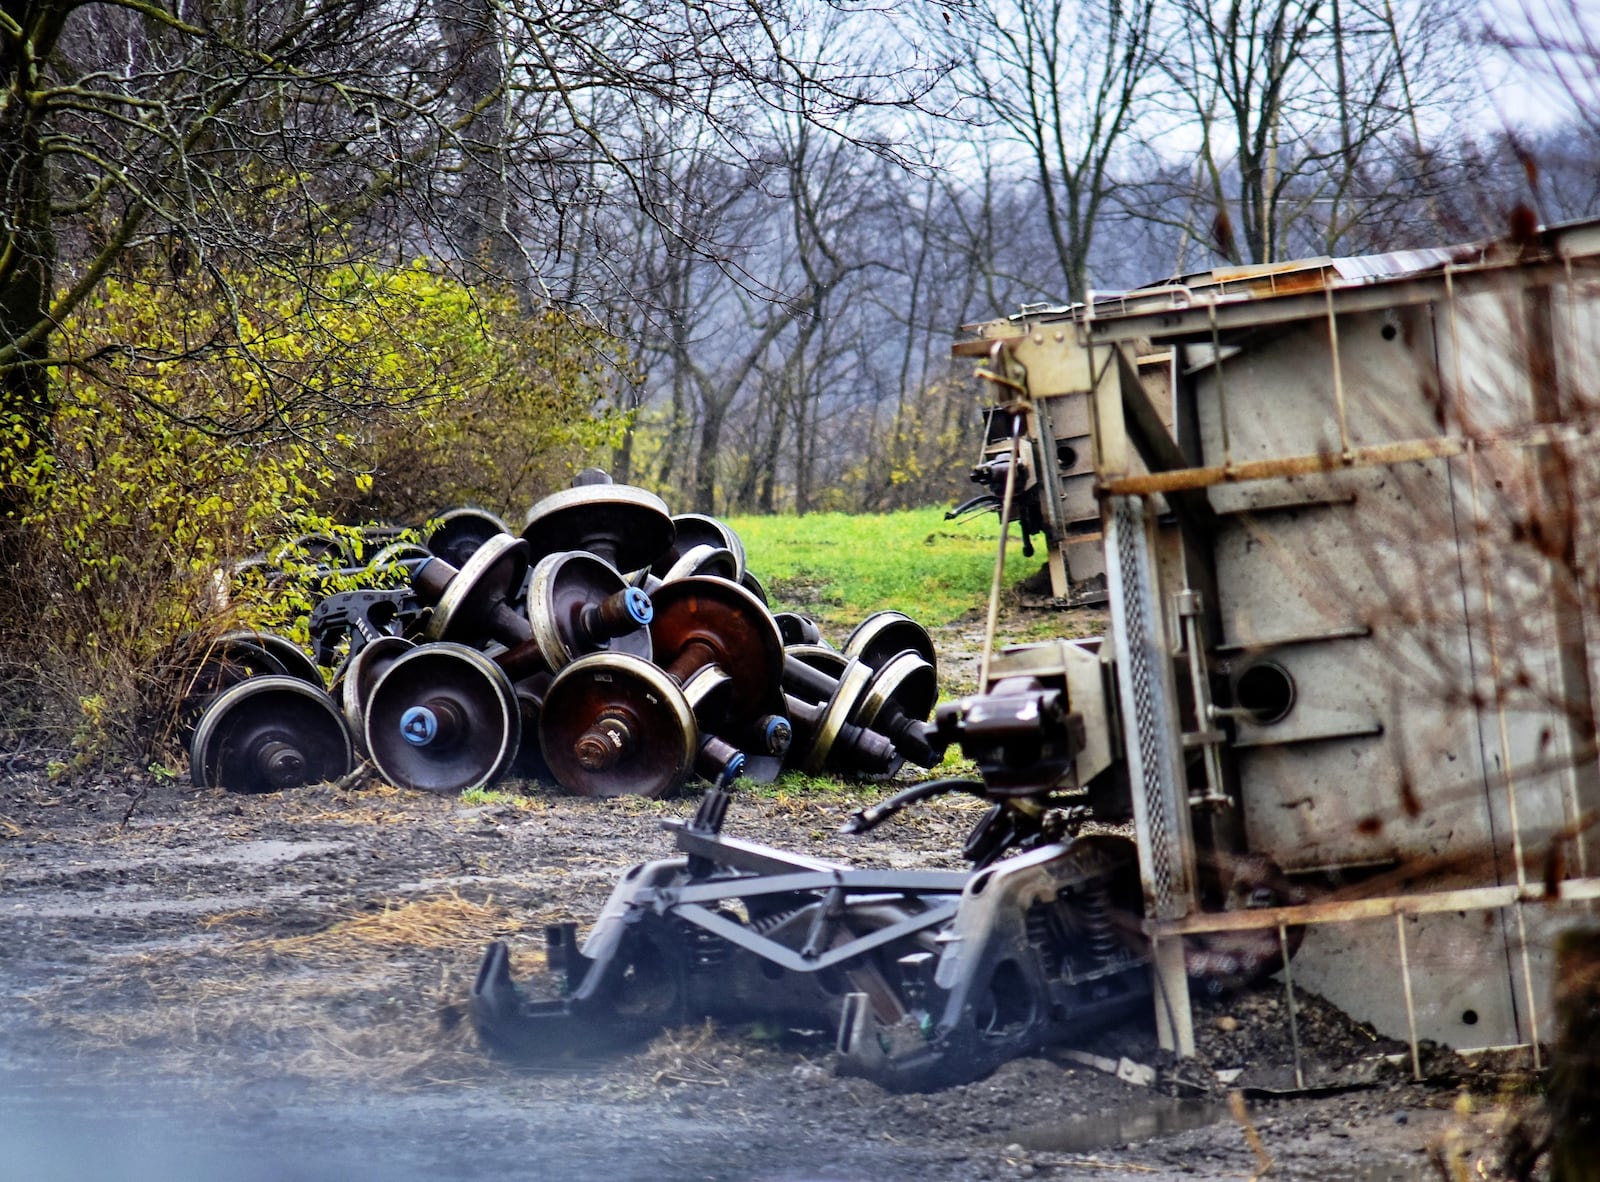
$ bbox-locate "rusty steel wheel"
[168,630,321,743]
[421,532,532,646]
[538,653,697,798]
[521,484,676,573]
[509,671,555,783]
[333,636,414,754]
[654,543,740,585]
[246,632,324,689]
[851,651,940,730]
[782,642,848,699]
[772,612,824,647]
[653,513,747,581]
[364,643,521,794]
[739,569,769,605]
[843,610,938,677]
[800,657,875,774]
[424,506,511,568]
[648,576,785,721]
[190,676,353,793]
[525,550,654,672]
[679,663,735,722]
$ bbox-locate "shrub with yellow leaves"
[0,255,626,767]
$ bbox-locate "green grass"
[458,786,544,810]
[726,507,1009,631]
[733,753,984,801]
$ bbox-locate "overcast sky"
[1478,0,1597,129]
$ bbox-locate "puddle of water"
[14,885,312,919]
[219,838,351,866]
[10,839,351,884]
[1008,1097,1226,1153]
[5,839,352,917]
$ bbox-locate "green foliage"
[727,508,1009,632]
[0,256,626,764]
[745,769,865,798]
[226,517,411,651]
[323,270,631,523]
[0,294,337,759]
[848,378,978,514]
[732,765,966,805]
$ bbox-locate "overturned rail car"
[960,220,1600,1067]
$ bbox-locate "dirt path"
[0,608,1526,1180]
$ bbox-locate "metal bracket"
[1174,589,1230,809]
[973,339,1029,409]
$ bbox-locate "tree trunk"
[756,386,789,514]
[692,401,725,514]
[0,12,65,586]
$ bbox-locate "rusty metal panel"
[1006,326,1098,398]
[1019,338,1125,594]
[1175,283,1593,882]
[1086,245,1600,1059]
[1040,390,1094,438]
[1437,277,1600,883]
[1145,882,1600,1049]
[1192,306,1448,504]
[1031,396,1099,539]
[1085,253,1600,347]
[1292,914,1525,1049]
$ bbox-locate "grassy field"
[726,507,1012,631]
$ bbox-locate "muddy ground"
[0,609,1538,1181]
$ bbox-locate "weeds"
[458,786,545,811]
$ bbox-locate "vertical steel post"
[1279,923,1305,1090]
[1325,285,1352,459]
[1395,913,1423,1081]
[1465,439,1547,1067]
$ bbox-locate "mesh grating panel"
[1111,498,1180,916]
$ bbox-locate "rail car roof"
[966,216,1600,343]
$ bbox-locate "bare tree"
[1484,1,1600,229]
[1488,0,1600,139]
[433,0,527,288]
[0,0,955,613]
[839,162,1022,512]
[1150,0,1473,265]
[938,0,1161,304]
[627,117,873,516]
